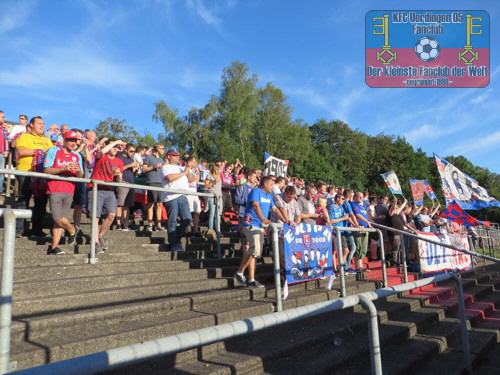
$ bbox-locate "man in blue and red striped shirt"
[44,130,84,255]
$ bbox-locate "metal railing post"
[375,229,387,288]
[450,273,472,373]
[0,209,32,375]
[89,181,98,264]
[401,232,408,284]
[358,295,383,375]
[215,196,221,258]
[271,224,282,312]
[335,228,346,297]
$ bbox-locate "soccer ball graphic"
[415,37,440,62]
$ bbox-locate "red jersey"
[43,147,83,194]
[88,154,124,190]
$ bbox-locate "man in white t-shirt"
[161,149,194,251]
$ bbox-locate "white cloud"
[469,89,493,105]
[403,123,465,143]
[187,0,221,26]
[447,131,500,155]
[0,44,162,97]
[0,0,36,34]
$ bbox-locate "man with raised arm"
[88,139,124,253]
[43,130,84,255]
[388,196,408,266]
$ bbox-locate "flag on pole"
[434,153,500,210]
[441,201,491,227]
[409,179,425,205]
[423,180,437,200]
[380,171,403,195]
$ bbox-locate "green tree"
[215,61,259,166]
[310,119,368,190]
[94,117,139,143]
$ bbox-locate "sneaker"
[326,274,336,290]
[67,228,80,246]
[99,237,109,250]
[49,247,65,255]
[145,225,153,232]
[247,280,264,288]
[282,281,289,300]
[234,273,247,287]
[121,227,132,232]
[117,227,123,231]
[345,268,357,275]
[95,243,105,254]
[157,226,168,232]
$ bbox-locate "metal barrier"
[8,272,471,375]
[371,222,500,266]
[0,168,223,374]
[0,168,220,260]
[0,208,32,375]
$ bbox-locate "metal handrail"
[8,273,471,375]
[0,209,33,374]
[0,168,222,262]
[371,222,500,264]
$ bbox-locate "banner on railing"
[263,152,288,178]
[283,223,333,284]
[418,232,472,274]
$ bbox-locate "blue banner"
[283,224,333,284]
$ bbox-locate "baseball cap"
[167,148,180,156]
[64,130,79,140]
[50,134,59,142]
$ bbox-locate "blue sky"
[1,0,499,173]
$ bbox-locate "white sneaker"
[326,275,335,290]
[282,281,289,300]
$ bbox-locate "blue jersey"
[243,188,275,227]
[342,201,353,227]
[328,203,346,234]
[351,202,369,228]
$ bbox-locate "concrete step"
[12,260,190,282]
[12,277,233,317]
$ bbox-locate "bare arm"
[252,201,270,224]
[166,167,189,183]
[96,140,124,159]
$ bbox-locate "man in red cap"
[43,130,84,255]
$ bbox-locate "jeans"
[165,196,192,247]
[344,232,357,266]
[15,175,48,235]
[0,154,5,193]
[208,196,222,230]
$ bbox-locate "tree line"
[94,61,500,222]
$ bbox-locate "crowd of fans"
[0,111,479,286]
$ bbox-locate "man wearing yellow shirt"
[16,116,52,238]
